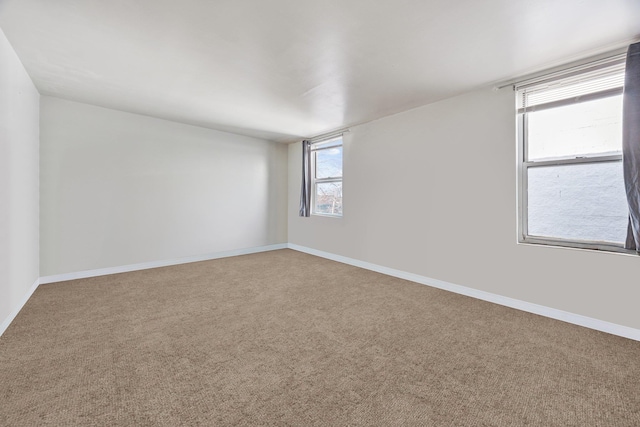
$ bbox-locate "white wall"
[0,28,40,329]
[40,97,287,276]
[288,86,640,330]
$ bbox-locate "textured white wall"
[40,97,287,276]
[288,86,640,330]
[0,28,40,329]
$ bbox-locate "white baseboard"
[2,244,288,337]
[39,243,288,285]
[8,243,638,342]
[0,278,40,337]
[287,243,640,342]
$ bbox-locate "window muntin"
[518,58,629,251]
[311,137,342,216]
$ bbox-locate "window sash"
[312,180,342,217]
[520,87,625,160]
[524,153,622,168]
[520,156,627,250]
[314,177,342,184]
[313,151,343,180]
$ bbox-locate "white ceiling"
[1,0,639,142]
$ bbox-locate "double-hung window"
[310,137,343,216]
[517,56,629,251]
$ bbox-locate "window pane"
[527,95,622,161]
[527,162,627,243]
[315,182,342,215]
[315,146,342,179]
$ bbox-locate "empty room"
[1,0,640,425]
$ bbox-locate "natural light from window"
[312,138,343,216]
[519,61,629,248]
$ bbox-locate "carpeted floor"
[1,249,639,426]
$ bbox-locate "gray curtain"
[299,140,311,217]
[624,42,640,251]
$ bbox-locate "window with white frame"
[311,137,343,216]
[517,56,629,251]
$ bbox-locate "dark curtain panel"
[299,140,311,217]
[624,42,640,251]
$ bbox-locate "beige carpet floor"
[1,249,639,426]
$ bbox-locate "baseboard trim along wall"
[39,243,288,285]
[4,243,638,342]
[0,278,40,337]
[287,243,640,342]
[1,244,288,338]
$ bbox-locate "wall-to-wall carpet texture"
[1,250,638,426]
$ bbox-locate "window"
[517,56,629,251]
[311,137,343,216]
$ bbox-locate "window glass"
[527,162,628,243]
[527,95,623,161]
[314,182,342,216]
[315,146,343,179]
[311,136,343,217]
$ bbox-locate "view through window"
[518,58,628,249]
[311,137,343,216]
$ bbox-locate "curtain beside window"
[299,140,311,217]
[624,42,640,252]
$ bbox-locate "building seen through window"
[517,58,628,250]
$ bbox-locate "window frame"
[516,58,631,253]
[310,137,343,217]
